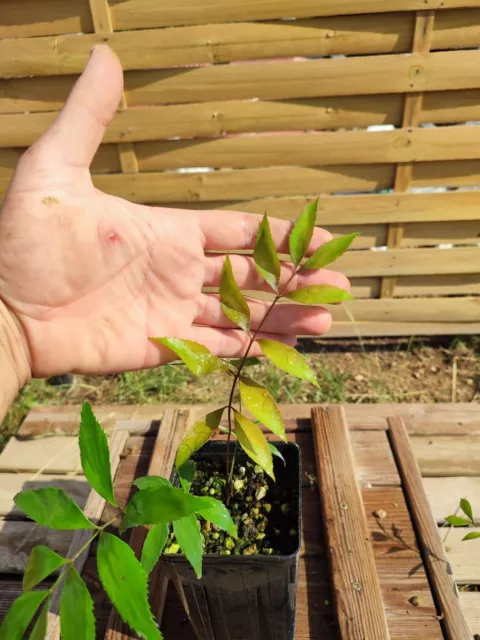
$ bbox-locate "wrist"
[0,300,31,414]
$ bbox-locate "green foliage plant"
[0,202,357,640]
[446,498,480,540]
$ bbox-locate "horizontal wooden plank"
[446,527,480,583]
[433,8,480,51]
[0,520,72,573]
[423,477,480,524]
[135,126,480,170]
[0,0,93,39]
[0,474,89,517]
[395,274,480,298]
[459,592,480,634]
[110,0,480,30]
[351,431,400,487]
[2,49,480,115]
[326,320,480,338]
[412,436,480,477]
[0,437,83,474]
[402,220,480,247]
[414,159,480,188]
[176,191,480,225]
[330,297,480,324]
[0,14,415,79]
[422,88,480,125]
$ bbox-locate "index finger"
[168,207,333,253]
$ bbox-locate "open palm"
[0,46,349,378]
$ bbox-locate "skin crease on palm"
[0,45,350,384]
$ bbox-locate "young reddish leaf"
[23,545,66,591]
[254,214,281,292]
[302,233,359,270]
[234,412,274,480]
[60,566,95,640]
[175,407,226,469]
[445,515,470,527]
[14,488,95,530]
[0,590,49,640]
[79,402,117,506]
[97,533,162,640]
[141,523,169,575]
[286,285,353,304]
[256,339,318,386]
[173,515,203,578]
[193,496,238,538]
[289,199,318,267]
[460,498,474,522]
[239,376,286,441]
[29,597,50,640]
[150,338,228,375]
[220,255,251,334]
[462,532,480,541]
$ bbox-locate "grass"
[1,335,478,452]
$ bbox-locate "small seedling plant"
[446,498,480,540]
[0,202,357,640]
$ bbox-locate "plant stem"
[225,268,300,502]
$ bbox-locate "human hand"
[0,46,349,379]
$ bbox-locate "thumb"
[32,45,123,169]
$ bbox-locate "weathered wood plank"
[387,416,472,639]
[0,0,93,38]
[0,521,72,573]
[445,527,480,584]
[327,321,480,339]
[411,436,480,476]
[424,477,480,523]
[0,436,82,474]
[312,406,390,639]
[459,592,480,635]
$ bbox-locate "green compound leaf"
[445,515,471,527]
[79,402,116,506]
[257,338,318,387]
[175,407,225,469]
[302,233,359,270]
[460,498,474,522]
[141,523,169,575]
[462,532,480,541]
[29,597,50,640]
[178,461,195,493]
[23,545,66,592]
[193,496,237,538]
[239,376,286,441]
[150,338,228,376]
[286,284,353,305]
[289,199,318,267]
[0,590,49,640]
[60,566,95,640]
[254,214,281,292]
[97,532,162,640]
[125,485,199,527]
[14,488,95,530]
[220,255,251,334]
[173,514,203,579]
[234,412,274,481]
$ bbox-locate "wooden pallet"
[0,403,479,639]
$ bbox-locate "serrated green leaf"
[23,545,66,592]
[150,338,228,375]
[175,407,225,469]
[141,523,169,575]
[0,591,49,640]
[445,515,471,527]
[254,214,281,292]
[133,476,172,491]
[97,533,161,640]
[460,498,474,522]
[289,199,318,267]
[227,357,262,370]
[178,461,195,493]
[125,485,198,527]
[269,443,286,466]
[220,255,251,333]
[60,566,95,640]
[256,339,318,386]
[239,376,286,441]
[29,597,50,640]
[14,488,95,530]
[462,532,480,541]
[234,412,274,480]
[193,497,237,538]
[302,233,359,270]
[173,514,203,578]
[79,402,116,506]
[286,284,353,304]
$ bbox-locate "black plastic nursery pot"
[164,441,302,640]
